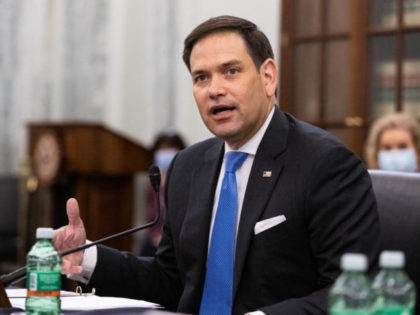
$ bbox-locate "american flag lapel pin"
[262,171,272,178]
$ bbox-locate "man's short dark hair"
[183,15,274,72]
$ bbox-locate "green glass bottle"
[25,227,61,314]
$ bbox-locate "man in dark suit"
[54,15,380,315]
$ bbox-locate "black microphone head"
[149,165,161,192]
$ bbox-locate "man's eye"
[194,74,207,83]
[227,68,239,75]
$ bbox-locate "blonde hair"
[365,112,420,169]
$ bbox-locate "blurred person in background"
[140,131,186,256]
[365,112,420,172]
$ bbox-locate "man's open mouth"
[212,105,235,115]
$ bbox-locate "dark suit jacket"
[88,107,380,315]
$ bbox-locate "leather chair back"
[369,170,420,314]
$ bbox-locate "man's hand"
[53,198,87,275]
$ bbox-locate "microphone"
[0,165,162,287]
[149,165,161,192]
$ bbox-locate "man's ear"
[260,58,278,97]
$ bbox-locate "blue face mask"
[378,148,418,172]
[154,149,178,173]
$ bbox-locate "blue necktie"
[199,151,248,315]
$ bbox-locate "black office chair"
[368,169,420,314]
[0,176,19,272]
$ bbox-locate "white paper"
[7,288,160,311]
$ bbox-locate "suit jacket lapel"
[179,140,224,300]
[233,108,289,297]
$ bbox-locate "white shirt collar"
[224,106,275,156]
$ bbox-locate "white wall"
[0,0,280,174]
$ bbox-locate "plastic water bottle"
[26,227,62,314]
[372,251,416,315]
[329,253,374,315]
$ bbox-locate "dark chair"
[0,176,19,272]
[368,170,420,314]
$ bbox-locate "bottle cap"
[341,253,367,271]
[36,227,54,239]
[380,251,405,268]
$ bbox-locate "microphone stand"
[0,165,161,305]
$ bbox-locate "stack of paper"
[7,288,160,311]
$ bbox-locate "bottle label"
[378,308,413,315]
[330,311,371,315]
[27,271,61,293]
